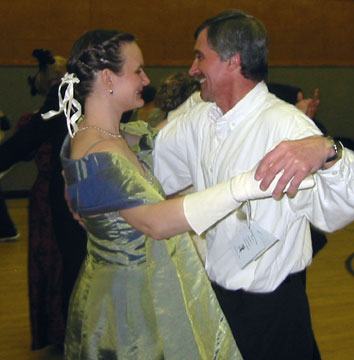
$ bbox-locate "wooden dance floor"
[0,198,353,360]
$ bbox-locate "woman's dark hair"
[67,29,135,107]
[28,49,67,96]
[28,48,56,95]
[194,9,268,82]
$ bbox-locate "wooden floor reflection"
[1,198,353,360]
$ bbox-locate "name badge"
[232,202,278,269]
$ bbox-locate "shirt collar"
[208,81,269,139]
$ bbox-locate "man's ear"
[227,53,241,71]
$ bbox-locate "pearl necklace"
[75,125,122,139]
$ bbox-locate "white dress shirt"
[153,81,354,293]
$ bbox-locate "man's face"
[189,28,228,104]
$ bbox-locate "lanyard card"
[232,202,279,269]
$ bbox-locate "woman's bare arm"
[119,196,191,240]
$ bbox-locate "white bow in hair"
[41,72,82,138]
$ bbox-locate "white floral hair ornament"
[41,72,82,137]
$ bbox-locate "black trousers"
[212,271,321,360]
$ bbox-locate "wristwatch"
[325,136,342,163]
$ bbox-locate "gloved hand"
[183,168,314,235]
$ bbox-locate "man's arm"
[255,135,354,232]
[153,111,197,195]
[255,135,341,199]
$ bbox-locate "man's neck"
[217,79,258,114]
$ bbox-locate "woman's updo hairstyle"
[67,29,135,106]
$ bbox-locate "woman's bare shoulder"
[70,133,124,160]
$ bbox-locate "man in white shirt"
[153,9,354,360]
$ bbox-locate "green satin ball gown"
[61,122,242,359]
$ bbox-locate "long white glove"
[183,169,315,235]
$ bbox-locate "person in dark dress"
[0,49,86,350]
[0,110,20,241]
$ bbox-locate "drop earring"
[109,89,113,95]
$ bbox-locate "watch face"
[335,139,343,158]
[325,138,341,163]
